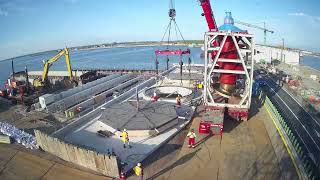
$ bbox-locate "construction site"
[0,0,319,180]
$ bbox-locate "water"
[1,45,318,89]
[300,55,320,71]
[0,46,203,88]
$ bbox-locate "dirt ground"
[127,102,297,179]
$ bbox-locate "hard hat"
[124,129,127,132]
[137,163,141,167]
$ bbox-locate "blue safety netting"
[0,122,38,149]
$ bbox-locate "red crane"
[199,0,218,32]
[198,1,254,135]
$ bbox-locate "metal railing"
[265,96,318,180]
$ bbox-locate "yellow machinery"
[33,48,73,87]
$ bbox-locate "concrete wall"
[255,45,300,65]
[47,74,133,112]
[53,77,157,138]
[39,74,121,109]
[34,130,119,178]
[52,67,175,139]
[64,76,142,118]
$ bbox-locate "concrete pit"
[143,86,193,102]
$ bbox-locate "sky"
[0,0,319,60]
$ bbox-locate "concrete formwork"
[34,130,119,178]
[39,74,121,109]
[52,76,158,139]
[47,74,135,113]
[64,76,143,118]
[53,67,175,139]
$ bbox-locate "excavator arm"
[41,47,73,82]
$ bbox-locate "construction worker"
[187,129,196,148]
[151,92,159,102]
[120,129,130,148]
[120,171,126,180]
[193,81,198,93]
[176,94,182,106]
[197,81,203,89]
[133,162,143,180]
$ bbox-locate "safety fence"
[265,96,318,180]
[34,130,119,178]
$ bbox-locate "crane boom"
[199,0,218,31]
[235,21,273,33]
[235,21,273,45]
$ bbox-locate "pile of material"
[0,122,37,149]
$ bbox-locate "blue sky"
[0,0,319,60]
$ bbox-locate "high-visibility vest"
[187,132,196,138]
[121,131,129,142]
[134,166,142,176]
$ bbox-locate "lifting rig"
[33,47,74,88]
[155,0,191,79]
[198,0,255,134]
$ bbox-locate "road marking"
[266,82,320,153]
[268,77,320,129]
[315,130,320,138]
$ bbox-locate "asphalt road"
[264,74,320,177]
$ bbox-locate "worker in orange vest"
[176,94,181,106]
[133,162,143,180]
[120,129,130,148]
[187,129,196,148]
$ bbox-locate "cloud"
[0,8,8,16]
[288,12,306,17]
[288,12,320,22]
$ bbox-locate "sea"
[0,46,203,87]
[0,45,319,88]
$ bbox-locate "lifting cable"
[155,0,191,84]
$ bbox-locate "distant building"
[255,45,300,65]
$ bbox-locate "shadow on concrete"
[240,143,284,180]
[146,148,201,180]
[220,83,268,134]
[141,143,182,168]
[0,98,12,113]
[195,133,212,147]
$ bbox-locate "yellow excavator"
[33,47,74,88]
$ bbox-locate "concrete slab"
[0,145,18,172]
[133,102,297,180]
[42,163,107,180]
[98,101,190,130]
[0,151,54,180]
[63,105,195,173]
